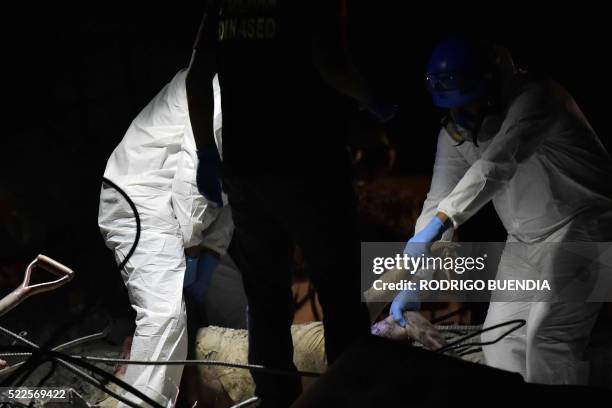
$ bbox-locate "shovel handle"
[0,255,75,317]
[35,255,74,279]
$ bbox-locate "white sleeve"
[415,128,470,241]
[172,73,225,248]
[171,140,232,252]
[172,138,208,248]
[438,81,555,227]
[172,163,233,252]
[200,205,234,255]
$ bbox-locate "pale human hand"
[371,313,447,350]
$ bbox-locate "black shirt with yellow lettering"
[201,0,351,176]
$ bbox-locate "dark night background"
[1,3,610,337]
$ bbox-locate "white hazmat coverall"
[98,70,230,407]
[416,74,612,385]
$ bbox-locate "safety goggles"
[425,71,482,93]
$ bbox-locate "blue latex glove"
[411,216,447,243]
[403,216,447,256]
[394,216,448,323]
[196,146,223,208]
[184,255,199,288]
[184,252,220,302]
[390,289,421,327]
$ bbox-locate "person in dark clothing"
[186,1,393,405]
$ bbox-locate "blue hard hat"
[426,36,491,108]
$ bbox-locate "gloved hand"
[196,146,224,208]
[184,255,199,288]
[184,252,220,302]
[390,288,421,327]
[394,217,448,322]
[403,216,447,256]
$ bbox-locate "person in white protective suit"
[390,35,612,386]
[98,70,233,407]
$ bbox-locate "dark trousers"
[224,175,370,406]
